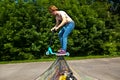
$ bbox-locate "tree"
[0,0,120,61]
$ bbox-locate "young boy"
[49,5,75,54]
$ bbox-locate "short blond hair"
[49,5,58,12]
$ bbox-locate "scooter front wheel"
[46,51,50,55]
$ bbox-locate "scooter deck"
[46,51,70,56]
[55,52,70,56]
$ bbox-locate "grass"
[0,55,120,64]
[65,55,120,60]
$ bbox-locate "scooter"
[46,30,70,56]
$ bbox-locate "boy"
[49,5,75,54]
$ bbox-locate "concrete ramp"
[35,56,98,80]
[36,56,78,80]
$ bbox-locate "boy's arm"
[51,18,60,31]
[57,16,66,28]
[54,18,60,27]
[55,13,67,30]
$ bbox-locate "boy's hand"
[51,27,59,31]
[54,27,59,31]
[51,27,55,31]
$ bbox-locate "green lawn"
[0,55,120,64]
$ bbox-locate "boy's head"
[49,5,58,13]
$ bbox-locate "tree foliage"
[0,0,120,61]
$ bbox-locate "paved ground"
[0,57,120,80]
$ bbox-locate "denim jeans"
[58,21,75,51]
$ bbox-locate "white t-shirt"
[56,11,73,22]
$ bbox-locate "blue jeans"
[58,21,75,51]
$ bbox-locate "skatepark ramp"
[36,56,78,80]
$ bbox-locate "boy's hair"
[49,5,58,12]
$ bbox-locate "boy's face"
[49,10,56,16]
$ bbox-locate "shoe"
[58,50,66,55]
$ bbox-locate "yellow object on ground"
[59,75,66,80]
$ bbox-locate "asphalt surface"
[0,57,120,80]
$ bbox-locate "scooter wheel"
[66,52,70,56]
[46,51,49,55]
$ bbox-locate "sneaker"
[58,50,66,55]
